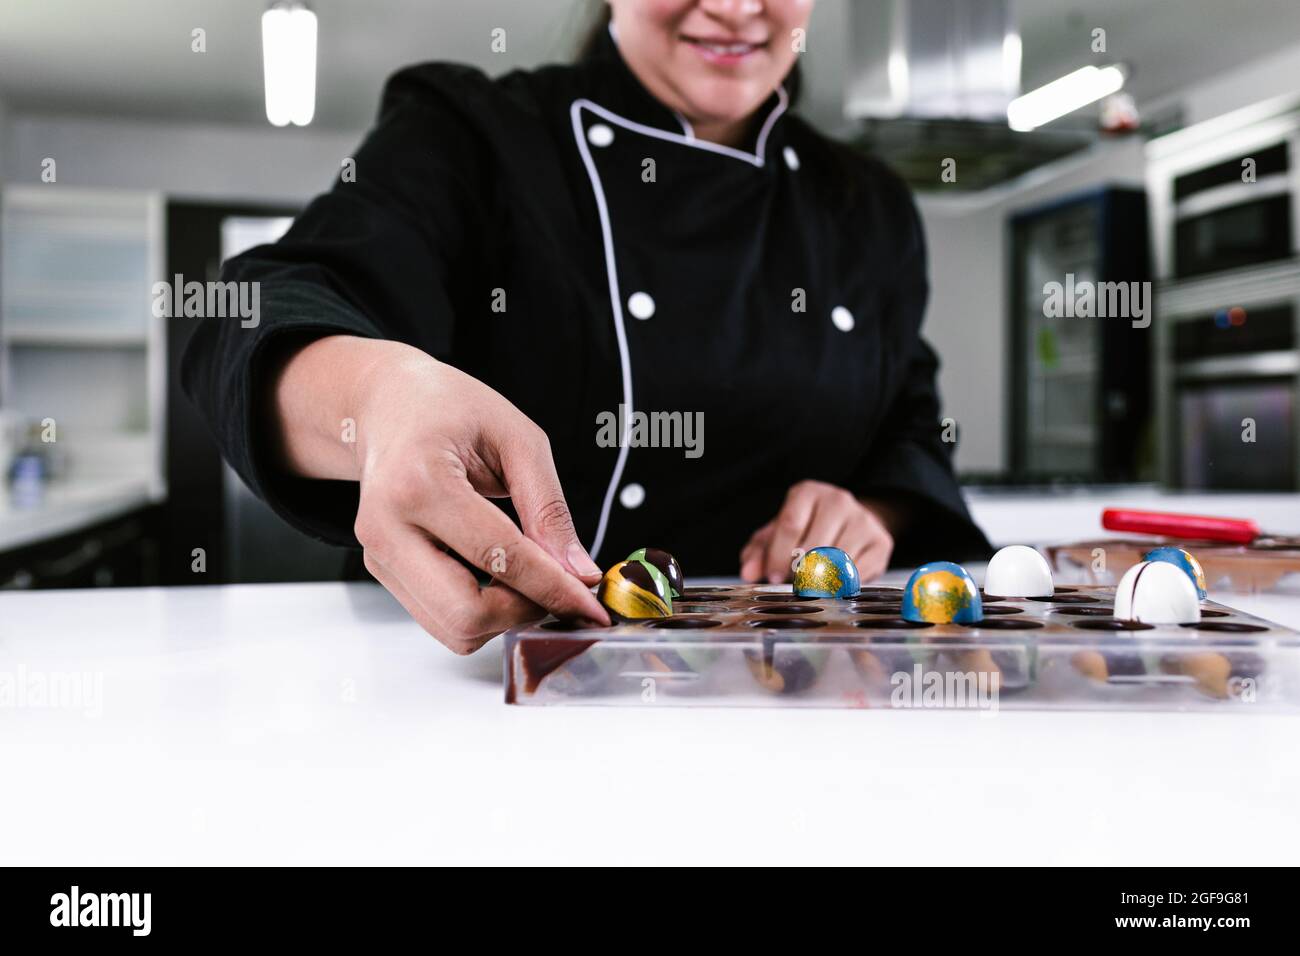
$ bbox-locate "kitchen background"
[1,0,1298,589]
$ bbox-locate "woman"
[183,0,990,654]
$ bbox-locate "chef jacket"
[182,28,992,574]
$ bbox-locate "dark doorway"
[164,200,351,584]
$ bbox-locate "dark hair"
[574,3,803,107]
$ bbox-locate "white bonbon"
[984,545,1054,597]
[1114,561,1201,624]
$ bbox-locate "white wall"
[6,30,1299,477]
[0,94,7,181]
[917,34,1300,475]
[1148,40,1300,129]
[2,113,363,203]
[917,138,1147,474]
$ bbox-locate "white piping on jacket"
[569,91,788,559]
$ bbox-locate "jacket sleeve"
[180,65,492,547]
[848,193,993,565]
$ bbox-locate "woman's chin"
[682,87,775,131]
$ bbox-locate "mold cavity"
[1072,619,1154,631]
[745,618,826,629]
[959,619,1043,630]
[852,619,934,630]
[850,602,903,614]
[752,605,825,615]
[541,619,604,632]
[646,618,722,629]
[1180,622,1269,633]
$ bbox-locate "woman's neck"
[688,115,751,149]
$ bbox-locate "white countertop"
[0,477,155,553]
[3,577,1299,865]
[967,485,1300,547]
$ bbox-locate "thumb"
[497,422,603,583]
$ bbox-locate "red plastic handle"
[1102,508,1259,543]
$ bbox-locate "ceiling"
[1013,0,1300,102]
[1,0,1299,133]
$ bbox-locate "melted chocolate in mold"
[979,605,1025,615]
[1029,594,1100,604]
[1180,621,1269,633]
[754,594,819,603]
[510,637,599,700]
[849,602,903,614]
[541,619,604,631]
[1072,619,1154,631]
[751,605,826,615]
[852,618,934,630]
[959,619,1044,630]
[645,617,723,629]
[745,646,822,694]
[1053,606,1114,617]
[745,618,826,629]
[1100,653,1147,678]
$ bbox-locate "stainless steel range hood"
[842,0,1093,191]
[846,0,1020,121]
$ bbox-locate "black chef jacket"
[182,29,992,574]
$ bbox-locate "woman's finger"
[363,550,487,655]
[406,480,610,625]
[496,419,603,583]
[375,523,555,650]
[764,486,817,583]
[851,526,894,583]
[801,493,851,555]
[739,521,775,581]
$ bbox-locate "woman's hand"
[270,335,610,654]
[739,480,900,585]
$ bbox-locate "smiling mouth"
[682,36,768,59]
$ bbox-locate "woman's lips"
[682,36,766,66]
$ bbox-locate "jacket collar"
[584,22,788,160]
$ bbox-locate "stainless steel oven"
[1148,99,1300,489]
[1173,142,1293,279]
[1172,302,1297,489]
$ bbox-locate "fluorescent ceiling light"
[1002,33,1022,95]
[1007,65,1125,132]
[262,2,317,127]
